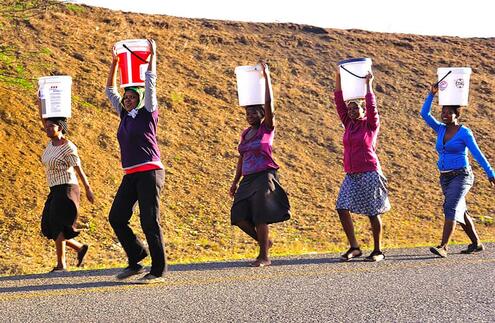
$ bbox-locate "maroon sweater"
[334,90,381,174]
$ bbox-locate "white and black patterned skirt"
[336,171,391,217]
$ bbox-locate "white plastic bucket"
[114,39,151,88]
[38,76,72,118]
[234,65,266,106]
[338,58,372,101]
[437,67,471,106]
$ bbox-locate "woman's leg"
[440,219,456,247]
[337,209,359,248]
[369,215,383,252]
[66,239,83,251]
[235,220,274,259]
[67,239,89,267]
[137,170,166,277]
[459,212,480,245]
[235,220,257,241]
[55,233,66,269]
[252,223,271,266]
[438,170,473,249]
[109,175,145,268]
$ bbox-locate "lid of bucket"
[338,58,372,66]
[437,67,472,75]
[235,65,262,74]
[38,75,72,83]
[114,39,149,47]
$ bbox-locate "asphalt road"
[1,244,494,322]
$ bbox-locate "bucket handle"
[434,71,452,87]
[122,44,149,64]
[340,65,367,79]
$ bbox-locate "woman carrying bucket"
[333,67,391,262]
[106,38,166,283]
[38,105,94,272]
[230,62,290,267]
[420,82,495,258]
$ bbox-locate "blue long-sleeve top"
[420,92,495,179]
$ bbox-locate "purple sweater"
[106,71,162,170]
[334,90,381,174]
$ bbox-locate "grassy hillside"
[0,2,494,274]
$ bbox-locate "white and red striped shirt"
[41,140,80,187]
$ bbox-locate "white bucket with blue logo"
[38,75,72,118]
[338,58,372,101]
[234,65,266,106]
[437,67,471,106]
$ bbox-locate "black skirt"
[41,184,80,240]
[231,169,290,225]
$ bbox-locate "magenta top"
[334,90,381,174]
[238,123,279,176]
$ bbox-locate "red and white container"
[114,39,151,88]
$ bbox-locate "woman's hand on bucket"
[489,177,495,187]
[111,47,119,65]
[259,61,269,77]
[431,83,438,95]
[365,71,374,84]
[148,38,156,56]
[365,71,374,94]
[335,69,341,91]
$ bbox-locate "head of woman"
[44,117,68,138]
[122,87,145,112]
[441,105,462,125]
[346,99,365,120]
[244,104,264,127]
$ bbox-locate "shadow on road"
[0,280,131,294]
[0,268,120,282]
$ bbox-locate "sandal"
[430,245,447,258]
[50,267,67,273]
[366,250,385,262]
[340,247,362,261]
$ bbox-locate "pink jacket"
[334,90,380,174]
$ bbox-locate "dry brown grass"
[0,3,494,274]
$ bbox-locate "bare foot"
[250,258,271,267]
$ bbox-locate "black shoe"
[136,273,165,284]
[116,265,145,280]
[460,243,485,254]
[77,244,89,267]
[340,247,362,261]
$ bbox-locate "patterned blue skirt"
[336,170,391,217]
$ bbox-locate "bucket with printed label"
[437,67,471,106]
[38,76,72,118]
[338,58,372,101]
[114,39,151,88]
